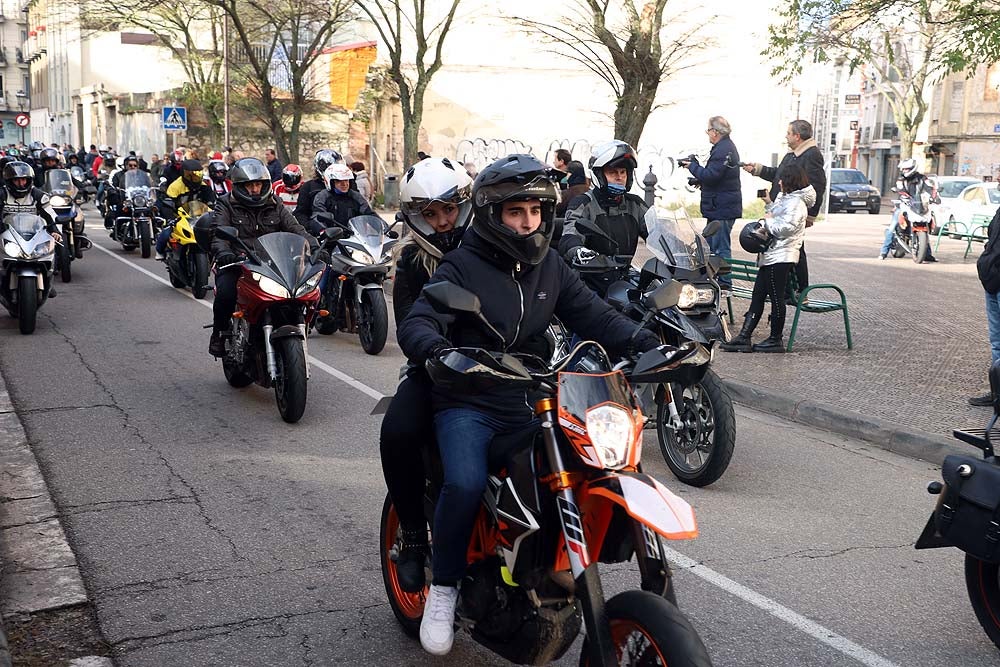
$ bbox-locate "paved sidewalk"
[705,212,990,457]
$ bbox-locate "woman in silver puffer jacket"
[722,164,815,353]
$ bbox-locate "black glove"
[314,248,331,265]
[215,250,238,267]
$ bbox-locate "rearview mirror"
[214,225,240,243]
[322,227,344,241]
[422,281,483,316]
[702,219,722,237]
[643,280,682,311]
[387,230,400,239]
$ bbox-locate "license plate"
[851,200,864,206]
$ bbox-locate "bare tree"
[513,0,708,147]
[353,0,463,167]
[765,0,957,159]
[208,0,354,164]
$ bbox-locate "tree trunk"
[899,128,915,161]
[401,86,423,168]
[614,80,657,147]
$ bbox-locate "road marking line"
[90,228,898,667]
[90,240,387,401]
[663,547,901,667]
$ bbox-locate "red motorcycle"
[212,226,337,423]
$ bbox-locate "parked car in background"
[828,168,882,214]
[930,176,982,229]
[943,181,1000,228]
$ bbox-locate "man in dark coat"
[684,116,743,290]
[745,119,826,293]
[265,148,283,183]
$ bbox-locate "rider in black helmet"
[292,149,343,227]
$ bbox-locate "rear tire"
[578,591,711,666]
[192,251,210,299]
[17,278,37,335]
[380,494,425,638]
[965,554,1000,649]
[912,230,929,264]
[59,242,72,283]
[359,289,388,355]
[223,358,253,388]
[139,221,152,258]
[274,336,307,423]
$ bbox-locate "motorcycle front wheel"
[273,337,307,423]
[656,369,735,487]
[59,242,72,283]
[380,494,425,638]
[965,554,1000,649]
[139,220,152,259]
[17,278,37,335]
[912,230,929,264]
[192,252,210,299]
[578,591,711,666]
[359,289,388,355]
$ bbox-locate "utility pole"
[223,11,230,148]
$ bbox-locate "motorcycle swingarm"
[578,471,697,541]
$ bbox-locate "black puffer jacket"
[392,243,433,325]
[755,139,826,221]
[307,188,374,235]
[210,193,317,257]
[292,178,326,227]
[397,228,660,418]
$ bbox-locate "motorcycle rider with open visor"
[306,163,374,238]
[395,153,661,657]
[0,161,61,296]
[207,157,325,357]
[379,156,474,597]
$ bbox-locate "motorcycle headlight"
[585,404,635,469]
[345,246,375,265]
[3,241,26,258]
[251,272,290,298]
[677,283,715,309]
[31,241,54,257]
[49,195,71,207]
[295,272,322,297]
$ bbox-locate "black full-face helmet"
[313,149,343,178]
[3,161,35,197]
[230,157,273,208]
[471,154,560,266]
[39,147,60,169]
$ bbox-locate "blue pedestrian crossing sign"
[162,106,187,131]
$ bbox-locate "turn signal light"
[232,311,244,318]
[318,309,330,317]
[338,274,348,281]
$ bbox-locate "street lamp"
[15,90,26,145]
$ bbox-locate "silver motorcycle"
[0,214,57,334]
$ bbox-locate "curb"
[723,378,968,464]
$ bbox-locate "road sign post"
[162,106,187,156]
[14,113,29,145]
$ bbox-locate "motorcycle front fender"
[354,279,385,302]
[15,267,44,291]
[269,324,304,343]
[578,471,698,541]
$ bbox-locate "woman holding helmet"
[378,157,473,597]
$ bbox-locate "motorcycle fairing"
[656,307,709,344]
[579,471,697,541]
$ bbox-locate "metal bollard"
[642,166,658,208]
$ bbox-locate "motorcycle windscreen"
[5,214,46,240]
[558,370,639,425]
[43,169,77,197]
[348,215,386,250]
[557,371,643,469]
[181,200,211,219]
[252,232,316,290]
[643,207,709,270]
[124,170,153,190]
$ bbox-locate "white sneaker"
[155,251,166,261]
[878,254,886,260]
[420,584,459,656]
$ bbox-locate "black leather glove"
[215,250,238,267]
[314,248,331,265]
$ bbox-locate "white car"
[930,176,982,228]
[944,181,1000,229]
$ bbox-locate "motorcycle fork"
[660,383,684,431]
[536,399,617,666]
[263,315,278,380]
[633,522,675,601]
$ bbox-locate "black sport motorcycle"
[559,212,736,487]
[916,361,1000,650]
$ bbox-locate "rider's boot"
[208,330,226,358]
[396,527,429,593]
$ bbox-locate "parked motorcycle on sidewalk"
[558,212,736,487]
[213,225,333,423]
[43,168,91,282]
[113,170,160,258]
[312,213,397,355]
[889,188,938,264]
[916,361,1000,650]
[380,280,712,665]
[165,201,211,298]
[0,214,57,334]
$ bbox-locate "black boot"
[396,527,428,593]
[752,336,785,353]
[720,315,758,352]
[208,331,226,358]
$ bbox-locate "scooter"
[0,214,56,334]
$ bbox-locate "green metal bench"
[934,214,989,258]
[724,258,853,352]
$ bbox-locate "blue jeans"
[706,219,735,288]
[880,210,900,256]
[155,226,173,254]
[986,291,1000,364]
[431,408,534,585]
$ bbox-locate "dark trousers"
[794,244,808,290]
[213,267,239,333]
[749,262,793,338]
[379,371,433,530]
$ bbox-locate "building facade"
[926,64,1000,179]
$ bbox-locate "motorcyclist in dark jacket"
[1,162,61,297]
[878,158,939,262]
[207,158,322,357]
[293,149,341,227]
[558,140,649,297]
[379,156,474,595]
[306,163,374,236]
[395,153,661,656]
[33,147,62,187]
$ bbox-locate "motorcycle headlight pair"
[677,283,715,309]
[585,404,636,469]
[294,272,322,297]
[251,272,290,299]
[4,240,51,259]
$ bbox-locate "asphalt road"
[2,210,997,666]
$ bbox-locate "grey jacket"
[760,185,815,266]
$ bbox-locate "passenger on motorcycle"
[208,158,324,357]
[293,149,342,227]
[206,160,232,197]
[272,164,302,209]
[558,140,649,296]
[154,159,217,260]
[396,153,661,656]
[879,158,939,262]
[379,157,474,595]
[1,161,62,297]
[306,163,374,236]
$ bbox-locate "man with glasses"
[681,116,743,292]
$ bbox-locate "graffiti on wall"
[455,138,532,171]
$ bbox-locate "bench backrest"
[727,257,799,296]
